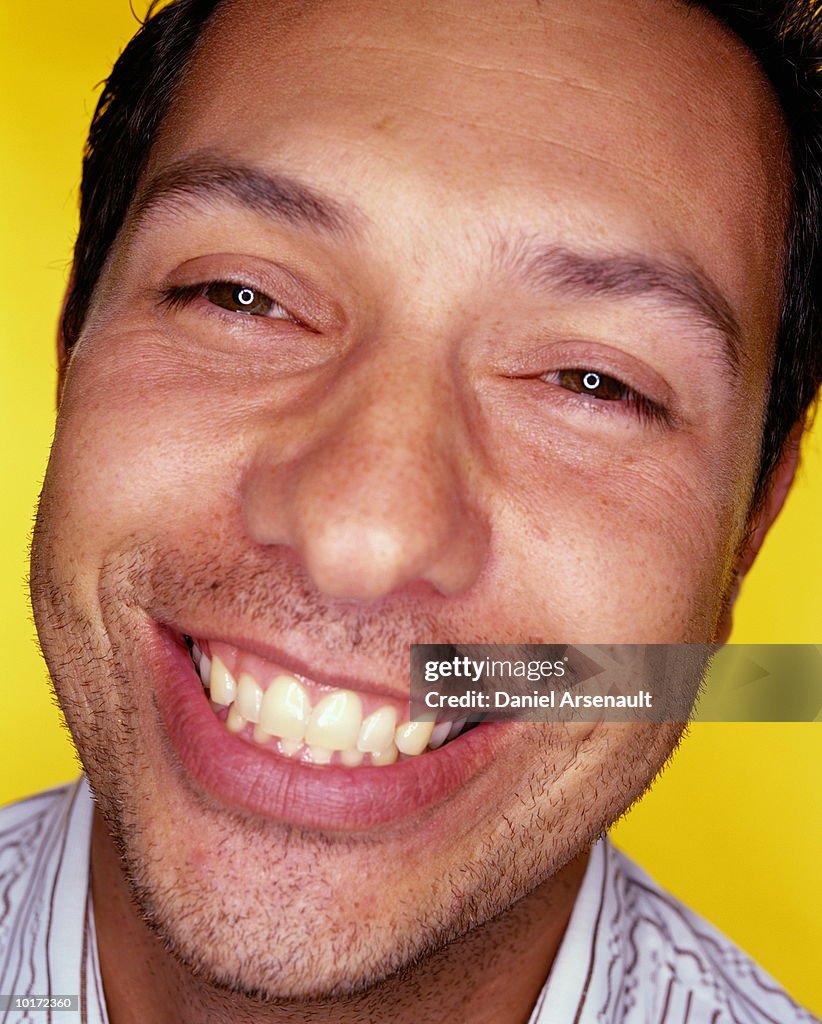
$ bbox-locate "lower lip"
[148,624,510,831]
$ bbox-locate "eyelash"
[539,369,670,427]
[158,280,299,323]
[158,280,669,427]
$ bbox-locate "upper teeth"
[191,643,465,766]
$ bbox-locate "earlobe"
[715,420,805,642]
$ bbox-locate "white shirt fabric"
[0,779,816,1024]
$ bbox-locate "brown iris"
[205,282,274,316]
[557,369,628,401]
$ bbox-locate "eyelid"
[541,368,672,427]
[498,333,681,422]
[155,253,345,331]
[158,278,309,329]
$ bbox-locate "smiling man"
[1,0,820,1021]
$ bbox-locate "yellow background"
[1,1,819,1013]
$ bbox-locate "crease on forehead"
[170,1,787,199]
[147,0,790,356]
[165,0,788,193]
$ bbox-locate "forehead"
[151,0,789,345]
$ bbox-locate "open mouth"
[150,625,503,829]
[183,634,479,768]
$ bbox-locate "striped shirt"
[0,780,816,1023]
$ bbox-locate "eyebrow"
[128,155,364,239]
[128,157,744,378]
[507,242,745,380]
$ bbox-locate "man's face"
[31,0,787,1001]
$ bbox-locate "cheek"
[478,446,747,642]
[46,326,752,646]
[43,333,241,573]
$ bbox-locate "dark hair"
[61,0,821,507]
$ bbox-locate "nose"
[241,364,489,603]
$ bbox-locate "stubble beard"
[30,521,686,1008]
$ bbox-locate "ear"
[56,270,75,408]
[715,420,804,642]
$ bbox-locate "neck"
[91,810,588,1024]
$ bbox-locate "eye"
[554,368,631,401]
[203,282,291,319]
[540,367,670,426]
[159,280,297,321]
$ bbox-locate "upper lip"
[173,623,412,702]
